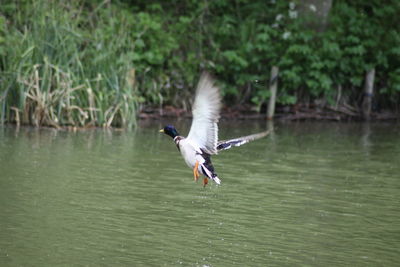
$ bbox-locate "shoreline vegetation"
[1,1,399,129]
[140,105,399,122]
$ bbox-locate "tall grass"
[0,1,141,128]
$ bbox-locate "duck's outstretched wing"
[187,72,221,155]
[217,130,271,151]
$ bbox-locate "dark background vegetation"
[0,0,399,127]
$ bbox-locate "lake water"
[0,121,399,266]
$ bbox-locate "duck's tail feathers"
[212,176,221,185]
[200,163,221,185]
[217,130,271,151]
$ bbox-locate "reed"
[0,1,139,128]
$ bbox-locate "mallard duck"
[160,72,270,186]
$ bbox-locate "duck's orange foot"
[203,178,208,187]
[193,161,200,182]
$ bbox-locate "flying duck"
[160,72,270,186]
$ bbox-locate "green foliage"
[1,0,399,127]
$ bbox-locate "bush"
[1,0,399,127]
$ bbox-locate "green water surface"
[0,121,399,266]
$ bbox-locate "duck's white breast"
[178,139,205,169]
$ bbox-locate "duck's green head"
[159,125,179,138]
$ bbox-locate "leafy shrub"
[1,0,399,127]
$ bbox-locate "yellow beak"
[159,129,164,133]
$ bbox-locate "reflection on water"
[0,121,399,266]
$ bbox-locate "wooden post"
[362,68,375,120]
[267,66,279,120]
